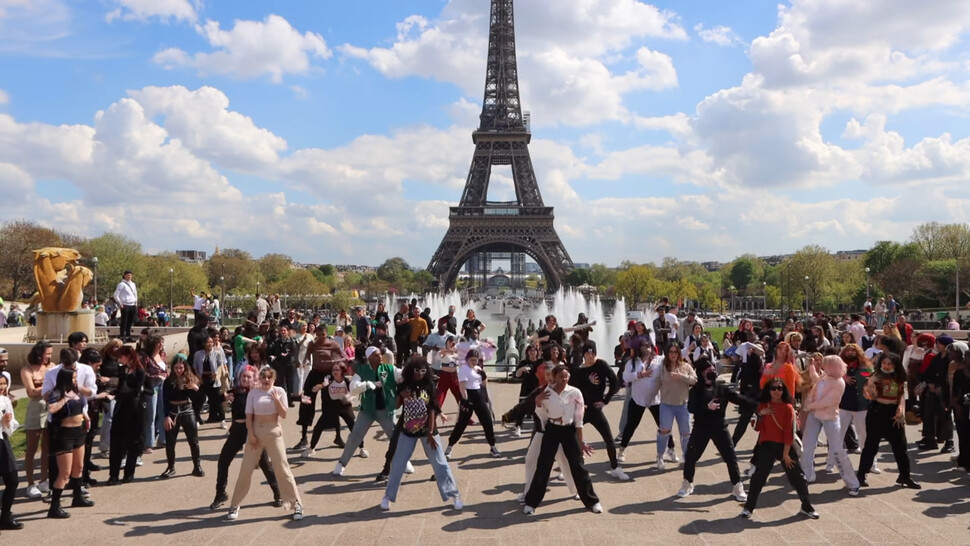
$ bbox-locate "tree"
[82,233,146,303]
[728,258,756,291]
[377,258,411,285]
[138,254,209,307]
[330,290,363,313]
[588,264,617,290]
[207,249,259,294]
[318,264,335,276]
[0,219,64,300]
[409,269,435,294]
[615,265,656,309]
[258,253,294,284]
[276,270,326,306]
[564,268,592,287]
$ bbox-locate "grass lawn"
[8,396,28,458]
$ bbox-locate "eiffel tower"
[428,0,573,291]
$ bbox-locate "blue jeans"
[617,388,632,436]
[658,403,691,459]
[99,399,115,452]
[143,386,159,448]
[337,410,397,467]
[385,432,458,503]
[154,388,167,446]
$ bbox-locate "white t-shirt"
[535,385,584,427]
[622,356,663,407]
[665,313,680,339]
[246,386,286,415]
[458,362,484,390]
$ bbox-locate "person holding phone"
[46,360,95,519]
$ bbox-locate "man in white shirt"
[113,270,138,342]
[255,294,269,324]
[847,314,866,345]
[191,291,208,323]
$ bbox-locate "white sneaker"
[732,482,748,502]
[302,447,313,458]
[453,493,463,510]
[871,465,882,475]
[591,502,604,514]
[489,446,501,458]
[445,446,453,459]
[136,456,143,467]
[617,447,626,463]
[514,426,522,438]
[380,496,390,511]
[332,462,345,476]
[665,447,680,463]
[677,479,694,498]
[516,493,526,504]
[555,472,565,481]
[227,506,239,520]
[523,505,535,515]
[656,456,666,471]
[824,465,837,474]
[26,485,42,499]
[609,467,631,481]
[358,447,369,458]
[743,465,756,479]
[293,502,304,521]
[38,480,50,494]
[220,420,229,430]
[404,461,414,474]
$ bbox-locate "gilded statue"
[30,248,93,312]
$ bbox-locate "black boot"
[0,510,24,530]
[71,480,95,508]
[271,484,283,508]
[210,489,229,510]
[47,488,70,519]
[159,466,176,479]
[192,463,205,478]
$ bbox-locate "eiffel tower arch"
[428,0,573,292]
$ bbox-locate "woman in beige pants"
[227,367,303,521]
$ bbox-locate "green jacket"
[356,363,398,416]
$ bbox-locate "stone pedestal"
[36,310,96,342]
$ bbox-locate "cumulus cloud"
[694,24,741,47]
[154,14,331,82]
[0,89,8,104]
[106,0,197,23]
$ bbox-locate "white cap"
[365,346,380,358]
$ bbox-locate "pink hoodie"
[804,375,845,422]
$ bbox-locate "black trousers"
[215,423,279,495]
[272,361,293,400]
[1,434,17,517]
[448,389,495,447]
[109,401,146,479]
[120,305,136,340]
[395,337,410,367]
[956,417,970,471]
[620,402,674,450]
[298,370,327,428]
[732,400,758,446]
[859,402,912,479]
[381,426,402,476]
[921,390,953,443]
[684,421,741,484]
[83,407,101,477]
[584,405,618,469]
[164,404,200,467]
[310,403,360,450]
[524,423,599,509]
[744,441,813,513]
[202,380,225,423]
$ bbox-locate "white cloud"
[154,14,331,82]
[0,89,8,104]
[694,24,741,47]
[106,0,197,23]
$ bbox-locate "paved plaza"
[5,379,969,545]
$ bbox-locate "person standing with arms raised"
[113,271,137,343]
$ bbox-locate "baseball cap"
[365,346,380,358]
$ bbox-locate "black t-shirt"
[952,371,970,420]
[394,312,410,340]
[231,390,249,421]
[537,327,565,347]
[374,311,390,328]
[462,318,483,340]
[441,315,458,335]
[356,316,370,342]
[569,359,619,406]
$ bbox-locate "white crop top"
[246,386,285,416]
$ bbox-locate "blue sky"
[2,0,969,267]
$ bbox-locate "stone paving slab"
[4,381,969,545]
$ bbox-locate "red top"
[756,401,795,445]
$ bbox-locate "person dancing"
[380,356,462,511]
[523,364,602,515]
[572,344,629,480]
[656,343,697,470]
[304,363,363,456]
[445,349,501,459]
[799,355,860,496]
[226,367,303,521]
[107,346,149,485]
[740,378,818,520]
[0,374,22,530]
[617,344,675,463]
[678,356,747,502]
[159,356,204,479]
[46,364,95,519]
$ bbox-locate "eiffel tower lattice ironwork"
[427,0,573,291]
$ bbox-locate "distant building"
[701,261,722,272]
[176,250,207,263]
[834,250,866,261]
[571,263,591,270]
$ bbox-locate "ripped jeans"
[658,402,691,460]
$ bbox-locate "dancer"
[380,356,462,511]
[21,341,52,499]
[107,346,149,485]
[825,344,879,474]
[678,356,747,502]
[740,378,818,520]
[304,362,363,456]
[952,348,970,472]
[295,332,343,450]
[656,343,697,470]
[46,364,95,519]
[856,352,921,489]
[432,334,462,415]
[445,349,501,459]
[159,356,204,479]
[618,344,675,463]
[226,367,303,521]
[0,373,22,530]
[210,366,281,510]
[512,344,542,436]
[523,364,603,515]
[799,355,860,495]
[332,346,402,476]
[572,344,629,480]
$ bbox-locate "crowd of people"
[0,295,968,532]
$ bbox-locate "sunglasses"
[769,386,784,392]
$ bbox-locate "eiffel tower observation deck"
[428,0,574,292]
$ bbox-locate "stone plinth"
[35,309,95,342]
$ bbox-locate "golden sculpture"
[30,248,93,312]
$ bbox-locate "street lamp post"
[169,268,174,315]
[92,257,99,304]
[865,267,870,301]
[762,281,767,312]
[729,285,736,312]
[220,276,225,322]
[804,276,810,315]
